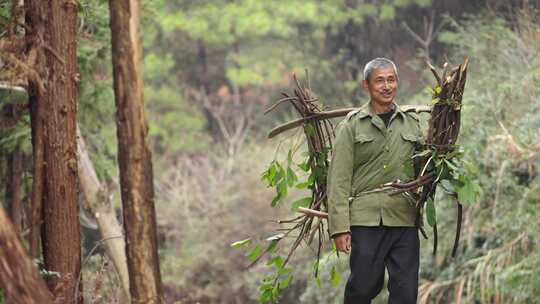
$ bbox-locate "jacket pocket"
[354,133,375,165]
[400,132,423,152]
[400,132,422,144]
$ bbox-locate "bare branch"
[298,207,328,219]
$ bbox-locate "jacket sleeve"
[327,120,354,238]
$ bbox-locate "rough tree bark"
[108,0,163,303]
[0,204,53,304]
[5,148,23,234]
[25,0,82,302]
[28,93,44,259]
[77,126,131,301]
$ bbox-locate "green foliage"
[0,1,12,31]
[291,197,312,212]
[20,0,533,302]
[144,85,210,157]
[380,4,396,21]
[416,10,540,303]
[0,91,32,155]
[425,197,436,227]
[260,145,318,211]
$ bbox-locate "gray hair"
[363,57,398,82]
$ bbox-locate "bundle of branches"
[390,58,469,256]
[262,74,336,276]
[233,74,366,302]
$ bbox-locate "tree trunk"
[28,93,44,259]
[5,148,23,234]
[25,0,46,262]
[0,204,53,304]
[108,0,163,303]
[77,125,131,301]
[26,0,82,302]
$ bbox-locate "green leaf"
[443,159,459,172]
[286,166,297,187]
[267,162,277,183]
[435,161,450,181]
[259,281,273,292]
[280,274,293,288]
[271,180,288,207]
[456,180,478,204]
[271,194,281,207]
[330,265,341,286]
[262,161,279,186]
[295,179,312,189]
[297,160,311,172]
[278,267,292,276]
[439,179,456,194]
[291,197,312,211]
[272,284,280,301]
[312,260,320,276]
[425,197,437,227]
[304,123,316,137]
[287,149,293,164]
[230,238,251,248]
[246,244,262,262]
[276,162,286,185]
[267,256,283,269]
[266,239,279,253]
[259,288,273,303]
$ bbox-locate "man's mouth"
[381,91,393,98]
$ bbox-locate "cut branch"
[298,207,328,219]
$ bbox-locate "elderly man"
[327,57,423,304]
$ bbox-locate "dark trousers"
[344,226,419,304]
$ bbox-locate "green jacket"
[327,102,424,238]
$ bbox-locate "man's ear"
[361,79,369,91]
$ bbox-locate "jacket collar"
[357,101,406,119]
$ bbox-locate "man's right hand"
[334,232,351,253]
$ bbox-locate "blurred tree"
[0,205,53,304]
[109,0,163,302]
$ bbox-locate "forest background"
[0,0,539,303]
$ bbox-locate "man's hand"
[334,232,351,253]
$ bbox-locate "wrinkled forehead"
[368,67,397,80]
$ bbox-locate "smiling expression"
[362,67,398,108]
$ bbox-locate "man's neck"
[371,101,395,114]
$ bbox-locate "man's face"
[362,67,398,107]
